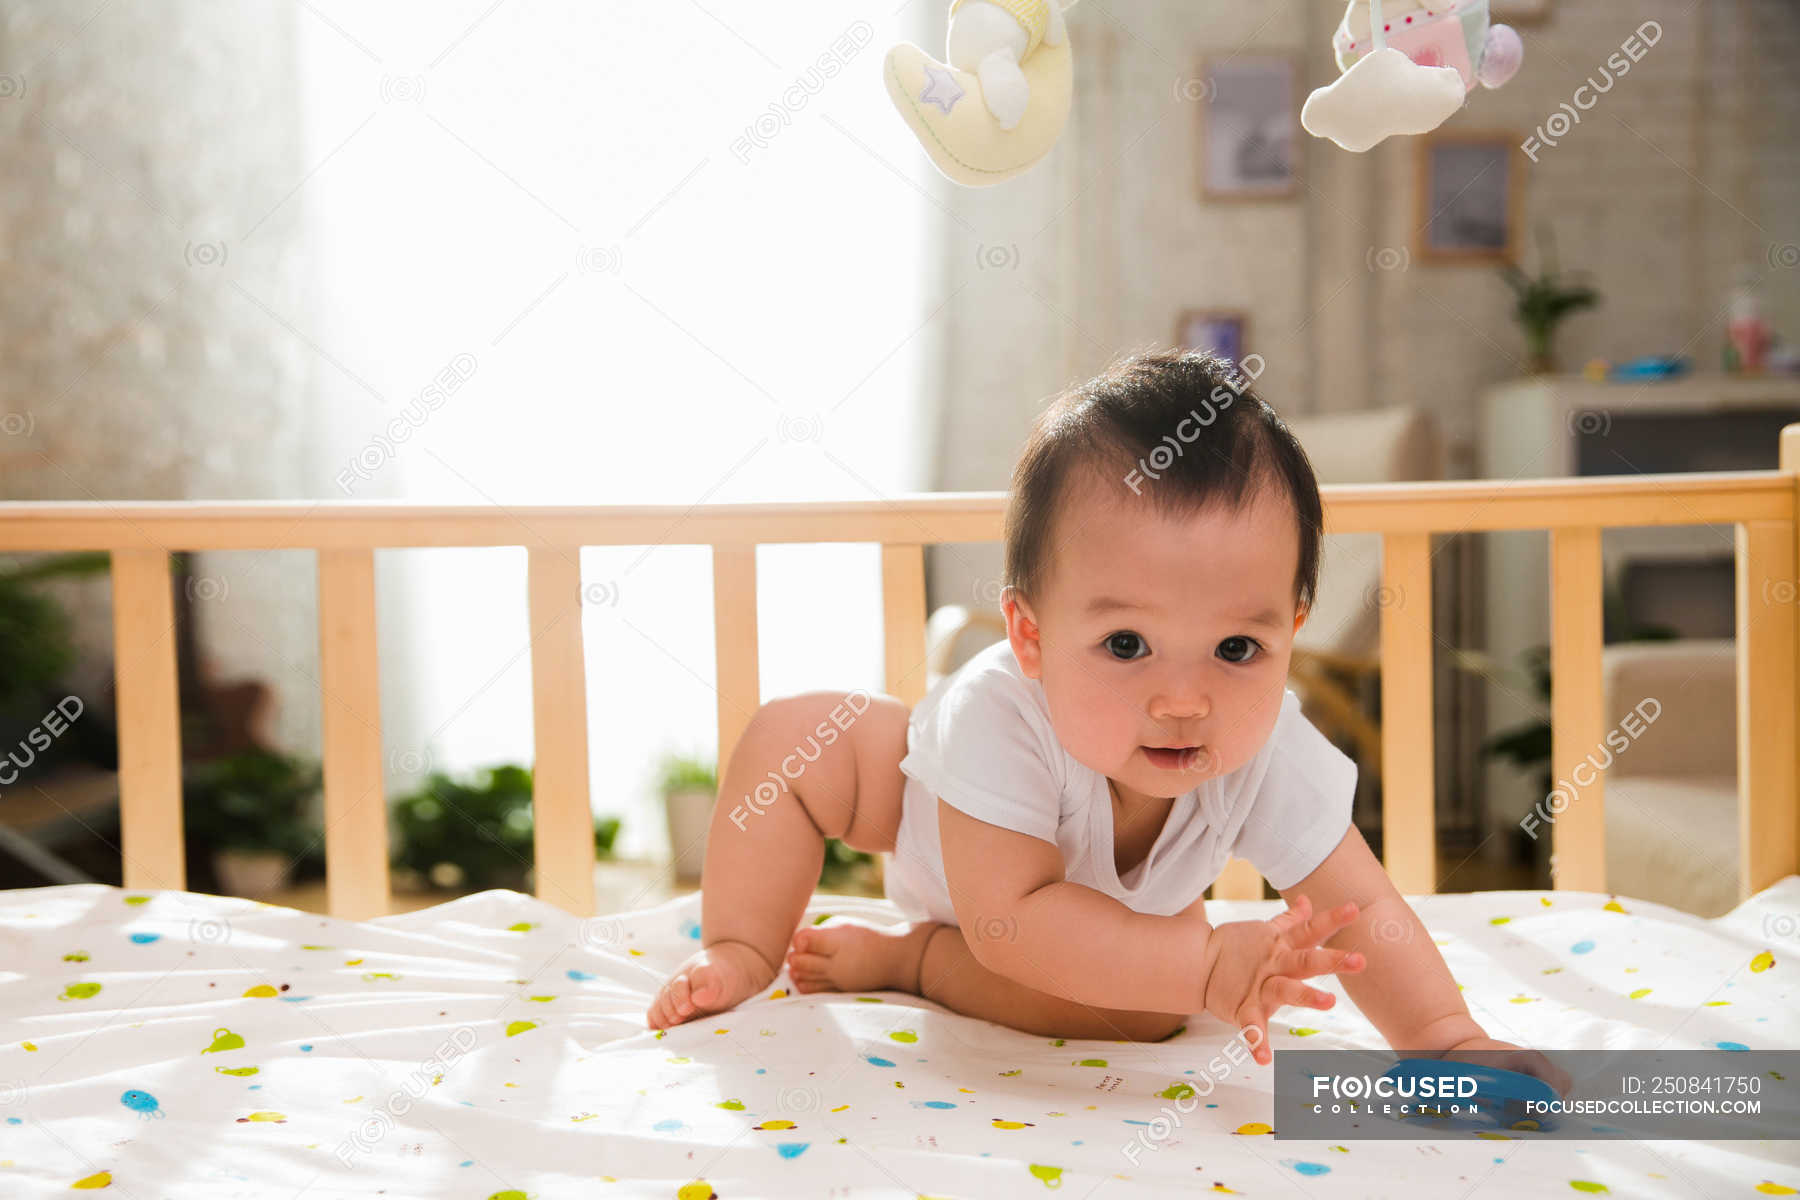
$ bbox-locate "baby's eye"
[1217,636,1262,664]
[1104,631,1149,661]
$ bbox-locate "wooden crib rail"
[1,452,1797,917]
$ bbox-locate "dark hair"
[1002,348,1323,616]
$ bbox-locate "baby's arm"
[1274,821,1573,1096]
[938,799,1363,1038]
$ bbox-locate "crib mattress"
[1,879,1796,1198]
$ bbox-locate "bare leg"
[788,919,1187,1042]
[646,691,910,1030]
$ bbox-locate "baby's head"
[1000,348,1324,806]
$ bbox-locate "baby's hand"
[1442,1036,1574,1100]
[1200,893,1365,1066]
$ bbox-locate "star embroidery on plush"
[919,61,964,114]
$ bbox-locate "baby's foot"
[786,919,938,996]
[646,940,777,1030]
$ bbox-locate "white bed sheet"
[1,878,1797,1198]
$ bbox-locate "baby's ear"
[1292,605,1308,633]
[1002,588,1044,678]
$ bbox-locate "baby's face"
[1004,469,1305,807]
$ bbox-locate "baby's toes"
[667,972,695,1016]
[688,963,728,1009]
[789,950,831,978]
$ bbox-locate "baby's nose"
[1149,691,1210,721]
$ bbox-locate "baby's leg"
[788,920,1186,1042]
[646,691,909,1029]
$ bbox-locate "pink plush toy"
[1302,0,1523,152]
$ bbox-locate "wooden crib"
[3,428,1798,922]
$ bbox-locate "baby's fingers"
[1293,900,1361,948]
[1262,975,1337,1013]
[1278,944,1365,980]
[1235,1004,1273,1066]
[1264,893,1313,938]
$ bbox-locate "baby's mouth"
[1142,745,1209,773]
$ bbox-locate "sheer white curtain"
[294,1,938,858]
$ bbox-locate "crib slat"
[1379,532,1435,894]
[111,549,185,891]
[882,545,929,707]
[317,549,390,920]
[527,547,596,917]
[1548,527,1606,892]
[713,545,760,776]
[1737,519,1798,898]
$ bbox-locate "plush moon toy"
[884,0,1080,187]
[1302,0,1523,152]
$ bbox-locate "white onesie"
[883,638,1357,927]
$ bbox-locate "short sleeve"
[898,660,1063,846]
[1227,691,1357,890]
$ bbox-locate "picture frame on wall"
[1175,310,1249,364]
[1199,55,1299,200]
[1415,133,1524,264]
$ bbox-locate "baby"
[649,350,1566,1090]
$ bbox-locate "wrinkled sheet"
[0,879,1796,1197]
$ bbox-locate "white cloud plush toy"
[1302,0,1524,153]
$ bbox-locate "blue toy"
[1380,1056,1561,1133]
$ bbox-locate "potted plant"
[390,763,622,893]
[656,753,717,885]
[183,749,324,898]
[1500,225,1601,375]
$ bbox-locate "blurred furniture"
[1601,638,1739,917]
[1480,374,1800,847]
[925,602,1006,688]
